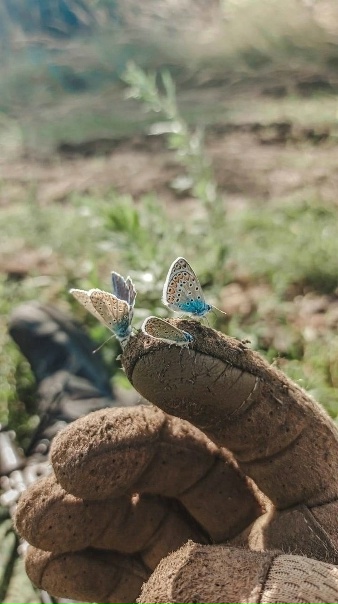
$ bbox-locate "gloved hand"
[14,320,338,603]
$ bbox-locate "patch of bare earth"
[1,122,337,209]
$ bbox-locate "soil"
[1,119,338,208]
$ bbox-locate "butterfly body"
[176,298,212,317]
[162,257,212,318]
[70,287,132,346]
[142,316,193,346]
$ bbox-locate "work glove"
[15,320,338,603]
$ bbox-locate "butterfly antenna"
[212,305,227,317]
[93,334,115,354]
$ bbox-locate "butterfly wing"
[142,316,193,345]
[70,288,105,324]
[162,257,209,316]
[111,271,136,320]
[90,290,131,339]
[111,272,136,306]
[125,276,137,308]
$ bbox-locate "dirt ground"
[1,119,338,210]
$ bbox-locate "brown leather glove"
[14,320,338,603]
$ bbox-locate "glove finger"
[15,473,207,569]
[139,541,338,604]
[50,406,263,542]
[123,320,338,510]
[248,504,338,565]
[25,545,148,604]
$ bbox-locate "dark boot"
[8,301,117,456]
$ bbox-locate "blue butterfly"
[142,316,193,346]
[162,257,213,317]
[70,288,132,347]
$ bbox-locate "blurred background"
[1,0,338,452]
[1,2,338,600]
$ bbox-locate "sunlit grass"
[279,337,338,422]
[229,199,338,295]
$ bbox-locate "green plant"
[97,63,230,294]
[123,63,221,212]
[229,199,338,295]
[280,336,338,421]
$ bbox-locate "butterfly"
[70,288,132,347]
[142,316,193,346]
[111,271,136,314]
[162,257,216,317]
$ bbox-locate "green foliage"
[281,336,338,421]
[119,63,229,283]
[123,63,221,210]
[0,278,37,444]
[0,504,41,602]
[230,200,338,295]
